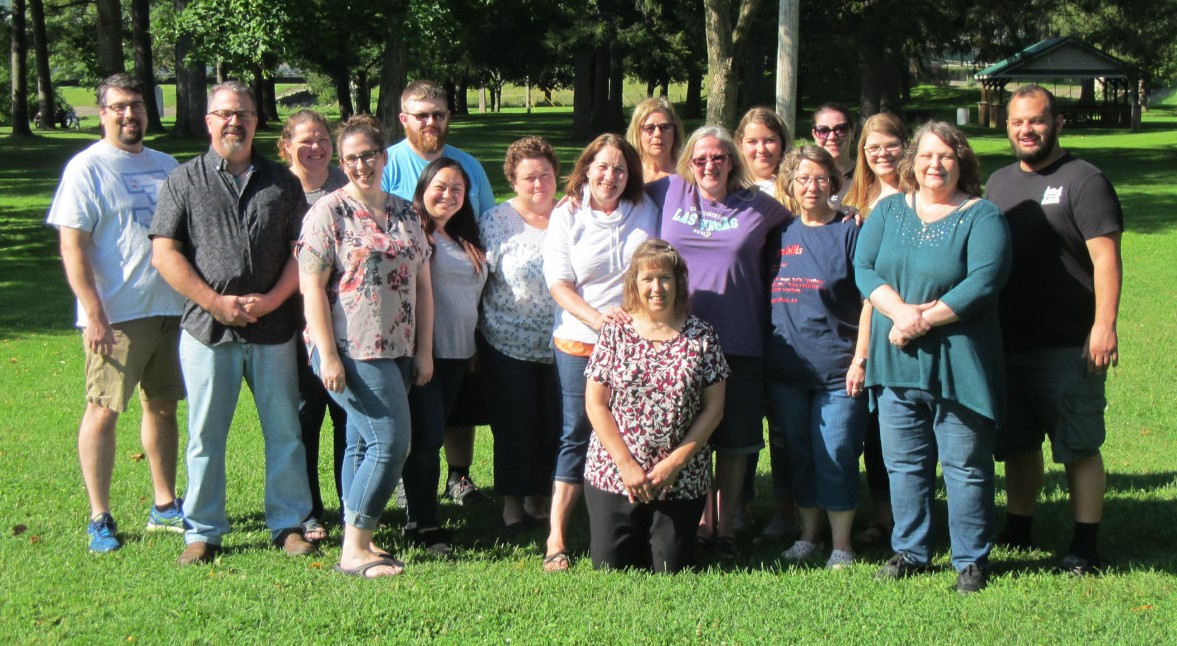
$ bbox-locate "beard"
[1012,125,1059,166]
[116,119,144,146]
[407,125,446,155]
[219,126,248,155]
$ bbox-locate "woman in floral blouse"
[583,240,729,573]
[298,115,434,579]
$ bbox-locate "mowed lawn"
[0,104,1174,643]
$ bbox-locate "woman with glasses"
[542,134,659,572]
[736,107,792,196]
[811,103,856,206]
[841,112,909,547]
[768,146,870,570]
[278,110,349,545]
[626,98,686,183]
[647,126,792,559]
[297,115,434,578]
[853,121,1011,593]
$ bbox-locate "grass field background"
[0,90,1174,642]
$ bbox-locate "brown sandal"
[543,551,571,573]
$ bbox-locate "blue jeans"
[479,334,560,496]
[404,357,468,527]
[314,350,412,530]
[179,332,311,544]
[766,381,867,511]
[553,348,592,484]
[877,386,996,571]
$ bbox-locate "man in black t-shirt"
[984,85,1123,575]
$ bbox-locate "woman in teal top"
[853,121,1011,594]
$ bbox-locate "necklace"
[914,191,964,228]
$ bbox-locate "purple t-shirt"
[647,175,792,357]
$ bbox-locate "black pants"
[584,484,706,573]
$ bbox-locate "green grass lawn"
[0,97,1175,643]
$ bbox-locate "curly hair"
[503,136,559,184]
[898,120,981,196]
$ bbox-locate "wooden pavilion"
[974,36,1140,130]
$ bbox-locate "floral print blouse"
[297,188,431,361]
[477,201,557,364]
[584,316,730,500]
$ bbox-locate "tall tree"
[29,0,54,130]
[131,0,165,133]
[95,0,125,76]
[775,0,799,134]
[704,0,762,130]
[172,0,208,138]
[9,0,32,137]
[376,0,408,139]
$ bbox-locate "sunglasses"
[813,123,851,139]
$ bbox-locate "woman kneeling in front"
[583,240,729,573]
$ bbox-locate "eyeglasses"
[342,150,380,167]
[207,109,257,122]
[407,111,447,123]
[794,175,832,188]
[690,154,729,169]
[105,101,146,113]
[864,142,904,156]
[640,123,674,135]
[813,123,851,139]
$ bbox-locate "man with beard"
[382,79,496,508]
[48,73,186,553]
[150,81,316,565]
[984,84,1123,575]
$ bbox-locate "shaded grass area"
[1,105,1175,643]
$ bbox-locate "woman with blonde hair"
[736,107,792,196]
[842,112,909,218]
[625,97,686,183]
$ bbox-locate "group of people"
[52,73,1122,592]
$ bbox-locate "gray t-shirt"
[150,148,308,345]
[431,235,487,359]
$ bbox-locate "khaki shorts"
[84,316,185,411]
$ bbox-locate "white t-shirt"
[46,140,183,327]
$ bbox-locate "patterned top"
[477,201,557,363]
[584,316,730,500]
[296,188,431,361]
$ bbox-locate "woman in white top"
[541,133,659,572]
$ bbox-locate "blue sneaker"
[88,513,122,553]
[147,498,186,534]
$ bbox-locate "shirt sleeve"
[697,320,732,386]
[296,198,337,275]
[148,171,188,244]
[45,157,99,231]
[472,161,497,215]
[586,322,619,385]
[1071,172,1124,240]
[543,204,576,288]
[937,201,1013,321]
[853,198,891,299]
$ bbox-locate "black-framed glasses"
[342,150,380,167]
[407,111,447,123]
[105,101,146,114]
[640,123,674,135]
[690,154,729,169]
[794,175,832,188]
[207,109,256,122]
[813,123,851,139]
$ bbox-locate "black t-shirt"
[985,152,1122,351]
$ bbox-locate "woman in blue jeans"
[541,134,659,571]
[768,146,871,570]
[298,115,434,578]
[853,121,1011,593]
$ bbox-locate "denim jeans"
[479,334,560,496]
[404,357,468,527]
[766,381,867,511]
[877,386,996,571]
[314,349,412,530]
[553,348,592,484]
[179,331,311,544]
[297,340,347,521]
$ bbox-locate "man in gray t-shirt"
[150,81,315,566]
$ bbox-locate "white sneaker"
[826,549,855,570]
[781,539,823,561]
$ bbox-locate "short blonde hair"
[676,126,751,196]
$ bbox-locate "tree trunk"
[685,65,703,119]
[29,0,54,131]
[444,78,458,114]
[130,0,164,133]
[704,0,761,130]
[775,0,800,136]
[608,40,625,131]
[879,46,903,118]
[354,70,371,114]
[332,69,354,120]
[589,43,611,134]
[376,0,407,140]
[263,76,278,122]
[9,0,32,137]
[95,0,125,76]
[172,0,208,138]
[571,48,594,139]
[859,37,882,119]
[455,79,468,114]
[250,73,268,130]
[1080,78,1095,103]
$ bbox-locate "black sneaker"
[405,526,453,555]
[955,563,988,593]
[1055,553,1103,576]
[876,553,930,580]
[445,476,489,505]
